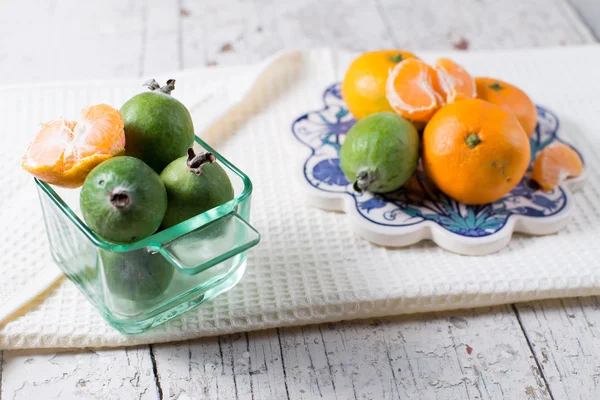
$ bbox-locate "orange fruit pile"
[341,49,584,204]
[22,104,125,188]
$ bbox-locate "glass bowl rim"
[35,135,253,252]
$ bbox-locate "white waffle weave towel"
[1,47,600,349]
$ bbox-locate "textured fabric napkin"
[1,47,600,350]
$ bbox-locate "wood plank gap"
[230,338,240,400]
[576,297,599,338]
[318,326,339,400]
[245,333,256,400]
[511,304,555,400]
[373,0,400,47]
[187,341,192,377]
[218,335,225,375]
[149,345,164,400]
[276,328,292,400]
[301,327,323,398]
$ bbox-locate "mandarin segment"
[342,50,418,120]
[475,77,538,137]
[77,103,125,156]
[433,58,476,103]
[532,142,583,191]
[385,58,441,123]
[22,104,125,188]
[24,119,76,169]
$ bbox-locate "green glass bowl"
[36,136,260,335]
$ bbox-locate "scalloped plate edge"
[296,145,588,256]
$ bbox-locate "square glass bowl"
[35,136,260,335]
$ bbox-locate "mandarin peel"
[22,104,125,188]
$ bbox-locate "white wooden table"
[1,1,599,399]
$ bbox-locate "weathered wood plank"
[141,0,181,76]
[179,0,394,68]
[180,0,261,68]
[569,0,600,39]
[277,326,339,399]
[515,298,600,399]
[248,329,289,400]
[178,0,595,69]
[377,0,596,50]
[1,347,158,399]
[0,0,146,83]
[316,307,551,400]
[153,330,288,399]
[153,307,550,399]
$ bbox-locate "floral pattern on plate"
[291,83,586,254]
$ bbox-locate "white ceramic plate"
[291,83,587,256]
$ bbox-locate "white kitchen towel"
[1,47,600,350]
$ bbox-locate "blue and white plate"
[291,83,587,255]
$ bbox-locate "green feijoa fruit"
[100,250,174,301]
[80,156,167,243]
[160,148,234,229]
[120,79,195,173]
[340,112,419,193]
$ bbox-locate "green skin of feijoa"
[80,156,168,243]
[100,249,174,301]
[160,156,234,229]
[340,112,420,193]
[120,91,195,173]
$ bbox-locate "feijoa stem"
[143,79,175,95]
[186,148,216,175]
[353,169,376,193]
[466,133,482,148]
[110,191,130,209]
